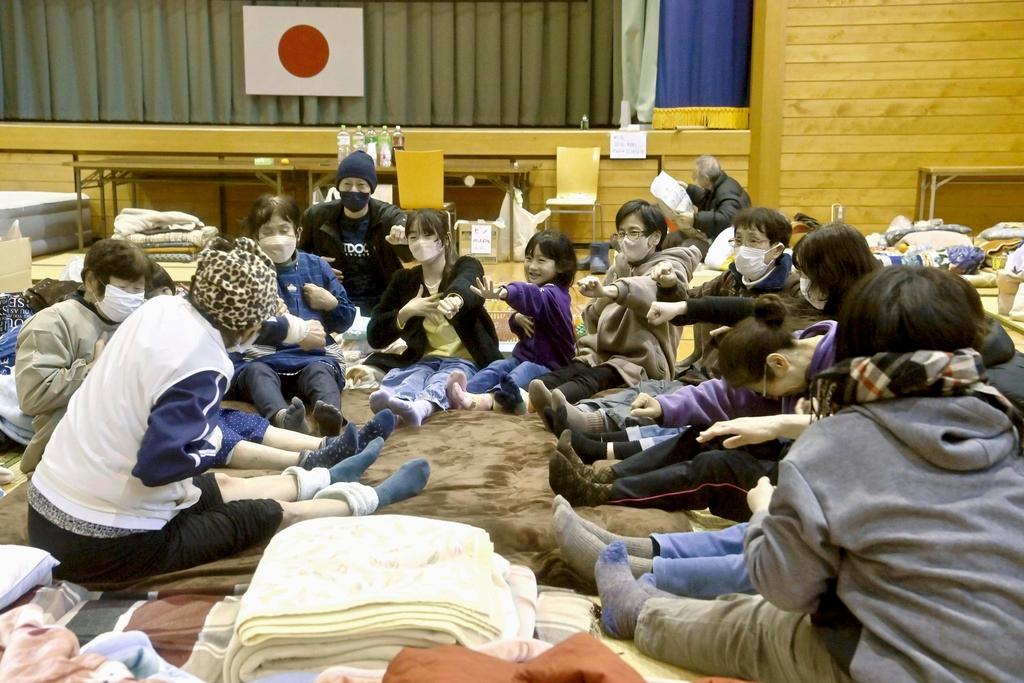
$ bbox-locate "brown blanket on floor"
[0,390,702,593]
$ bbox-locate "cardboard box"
[456,219,504,263]
[0,221,32,293]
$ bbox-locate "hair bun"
[753,294,787,328]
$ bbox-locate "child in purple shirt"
[447,230,577,413]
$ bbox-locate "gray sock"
[553,495,654,558]
[553,505,652,585]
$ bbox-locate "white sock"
[284,466,330,501]
[314,481,380,516]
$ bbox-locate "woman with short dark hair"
[593,266,1024,683]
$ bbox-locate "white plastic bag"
[498,188,551,261]
[703,227,735,271]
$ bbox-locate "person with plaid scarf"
[590,266,1024,683]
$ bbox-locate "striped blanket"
[13,581,245,683]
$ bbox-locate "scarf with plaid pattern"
[810,348,1023,441]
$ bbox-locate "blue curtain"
[654,0,752,110]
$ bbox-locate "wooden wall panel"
[1,130,749,246]
[780,0,1024,234]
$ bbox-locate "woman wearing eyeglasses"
[528,200,702,411]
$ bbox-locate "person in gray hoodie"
[593,266,1024,683]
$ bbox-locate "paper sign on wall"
[610,131,647,159]
[471,223,492,254]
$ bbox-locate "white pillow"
[0,545,59,610]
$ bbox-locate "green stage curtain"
[0,0,621,126]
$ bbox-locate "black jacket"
[366,256,502,370]
[686,172,751,240]
[300,198,412,310]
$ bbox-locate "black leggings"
[28,476,282,585]
[608,429,789,522]
[536,360,624,404]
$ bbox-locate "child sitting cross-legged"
[445,229,577,413]
[230,194,356,437]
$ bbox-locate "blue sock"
[300,423,359,470]
[328,437,384,483]
[375,458,431,508]
[358,409,396,447]
[596,541,655,639]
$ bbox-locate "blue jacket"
[232,251,356,375]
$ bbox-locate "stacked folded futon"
[112,208,218,262]
[223,515,525,683]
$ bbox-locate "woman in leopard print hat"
[190,236,281,341]
[26,236,431,584]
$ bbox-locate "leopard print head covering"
[190,237,279,332]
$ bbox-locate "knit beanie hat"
[190,237,279,332]
[335,151,378,192]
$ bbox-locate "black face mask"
[340,190,371,212]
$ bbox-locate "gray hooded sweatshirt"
[745,395,1024,683]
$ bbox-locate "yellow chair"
[395,148,457,216]
[395,150,444,209]
[545,146,602,242]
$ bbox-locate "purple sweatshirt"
[504,282,575,371]
[656,320,838,428]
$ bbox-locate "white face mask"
[259,235,297,264]
[800,276,829,310]
[620,233,655,264]
[409,237,444,263]
[226,329,260,354]
[95,284,145,322]
[734,246,773,282]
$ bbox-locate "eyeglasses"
[614,230,646,240]
[729,237,771,248]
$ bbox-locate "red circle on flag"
[278,25,330,78]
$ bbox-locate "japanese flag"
[242,6,364,97]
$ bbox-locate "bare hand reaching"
[647,301,687,325]
[629,392,663,420]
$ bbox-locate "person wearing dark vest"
[300,151,412,314]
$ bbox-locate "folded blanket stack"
[223,515,529,683]
[112,208,218,262]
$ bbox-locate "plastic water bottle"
[366,126,378,165]
[392,126,405,151]
[580,115,589,130]
[378,126,393,168]
[336,125,351,162]
[352,125,366,152]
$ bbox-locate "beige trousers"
[634,594,854,683]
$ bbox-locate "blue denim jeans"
[465,356,552,394]
[380,357,478,410]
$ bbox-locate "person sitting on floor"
[446,229,577,414]
[366,209,502,427]
[528,199,702,412]
[15,239,150,474]
[300,151,411,314]
[547,222,878,439]
[549,295,836,522]
[230,194,356,436]
[673,206,796,383]
[592,265,1024,683]
[27,237,430,584]
[147,263,398,474]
